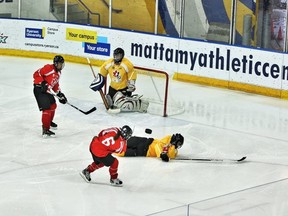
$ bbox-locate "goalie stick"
[174,156,247,163]
[86,58,121,114]
[51,93,97,115]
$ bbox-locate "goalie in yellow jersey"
[90,47,149,113]
[116,133,184,162]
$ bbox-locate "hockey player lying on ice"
[116,133,184,162]
[90,47,149,113]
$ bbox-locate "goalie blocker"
[90,75,149,113]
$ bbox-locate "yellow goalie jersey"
[99,57,137,90]
[147,135,178,159]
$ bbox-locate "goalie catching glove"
[56,91,67,104]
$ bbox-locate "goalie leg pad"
[105,94,113,108]
[131,94,143,100]
[113,92,149,113]
[139,99,149,113]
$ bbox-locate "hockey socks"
[109,158,119,180]
[42,103,56,130]
[42,110,52,130]
[87,162,104,173]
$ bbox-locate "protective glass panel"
[20,0,56,21]
[0,0,18,18]
[234,0,256,47]
[79,0,101,26]
[49,0,65,22]
[111,0,155,33]
[156,0,180,37]
[271,0,287,51]
[182,0,208,40]
[201,0,233,43]
[256,0,287,51]
[66,0,84,24]
[65,0,91,25]
[168,0,182,37]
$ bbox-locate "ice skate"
[42,127,55,138]
[110,178,123,187]
[50,122,57,130]
[80,168,91,182]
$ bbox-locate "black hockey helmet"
[53,55,65,71]
[120,125,133,140]
[113,47,125,63]
[171,133,184,149]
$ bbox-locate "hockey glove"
[56,92,67,104]
[127,80,136,92]
[127,84,136,92]
[40,81,48,93]
[160,152,169,162]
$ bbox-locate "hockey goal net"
[132,66,185,117]
[103,66,184,116]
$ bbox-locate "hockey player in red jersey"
[80,125,133,186]
[33,55,67,138]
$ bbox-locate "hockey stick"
[86,58,120,114]
[51,93,97,115]
[175,156,247,163]
[101,0,123,13]
[66,102,96,115]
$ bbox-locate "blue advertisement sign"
[25,28,44,39]
[84,42,110,56]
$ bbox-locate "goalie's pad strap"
[90,74,105,91]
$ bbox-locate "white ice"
[1,56,288,216]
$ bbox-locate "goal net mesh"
[134,66,185,117]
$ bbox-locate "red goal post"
[135,66,169,117]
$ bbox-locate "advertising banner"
[0,19,287,91]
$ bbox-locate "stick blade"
[83,107,97,115]
[107,108,121,114]
[237,156,247,162]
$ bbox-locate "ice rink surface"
[1,56,288,216]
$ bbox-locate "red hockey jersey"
[33,64,61,93]
[90,127,127,157]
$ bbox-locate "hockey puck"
[145,128,152,134]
